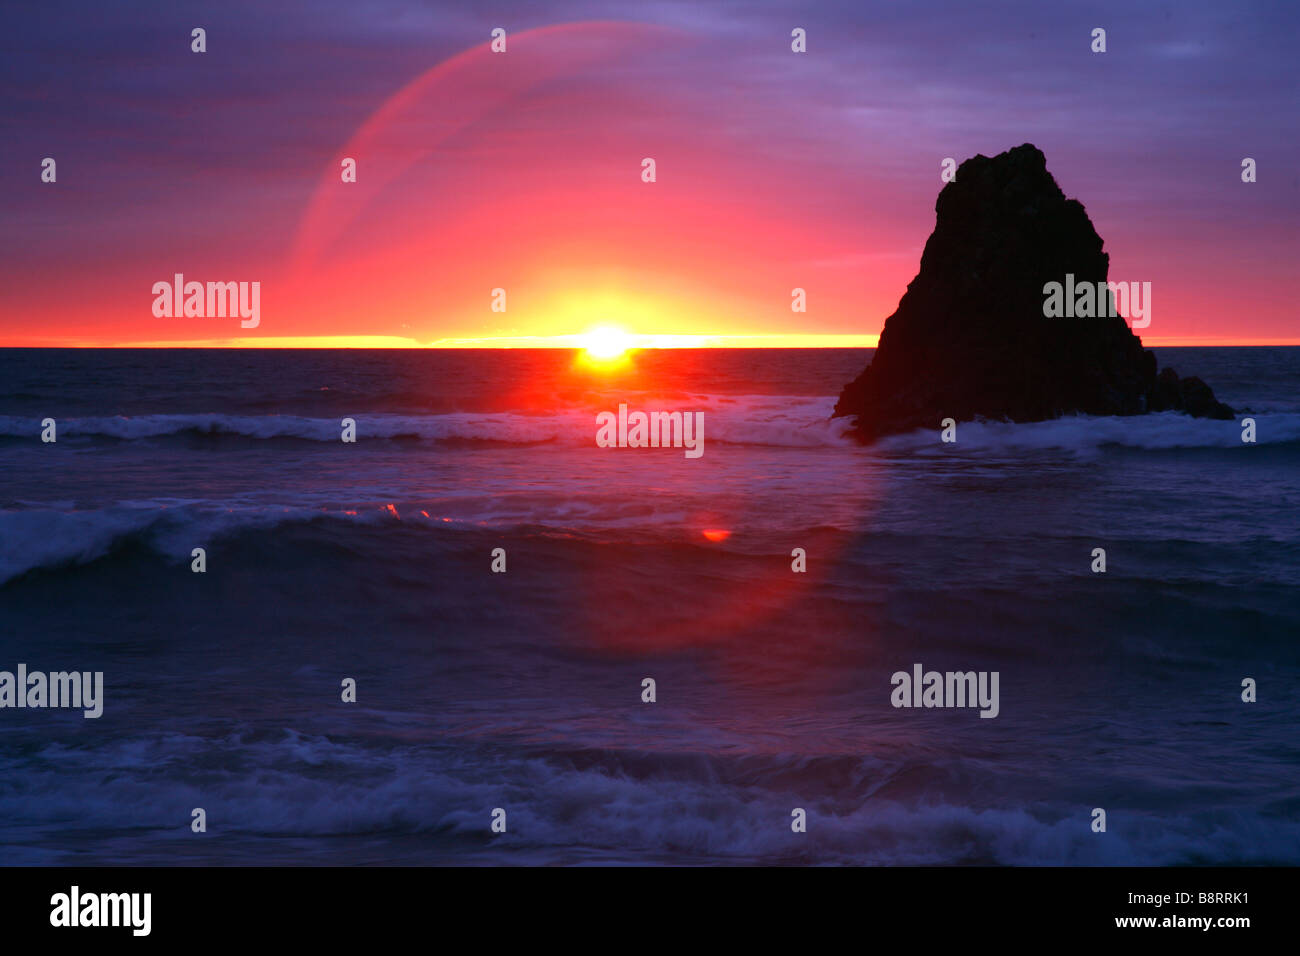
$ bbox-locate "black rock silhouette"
[833,143,1233,440]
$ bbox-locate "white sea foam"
[0,396,858,448]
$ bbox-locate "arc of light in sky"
[288,20,684,283]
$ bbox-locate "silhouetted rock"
[833,144,1233,440]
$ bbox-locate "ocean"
[0,346,1297,865]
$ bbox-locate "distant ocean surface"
[1,347,1297,865]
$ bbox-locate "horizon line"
[3,334,1299,349]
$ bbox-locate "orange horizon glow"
[5,334,1300,349]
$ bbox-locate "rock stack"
[833,144,1233,441]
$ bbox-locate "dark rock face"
[833,143,1233,440]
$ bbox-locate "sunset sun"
[580,325,633,361]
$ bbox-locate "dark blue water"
[1,347,1297,864]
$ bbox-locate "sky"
[1,0,1297,347]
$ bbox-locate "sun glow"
[580,325,634,361]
